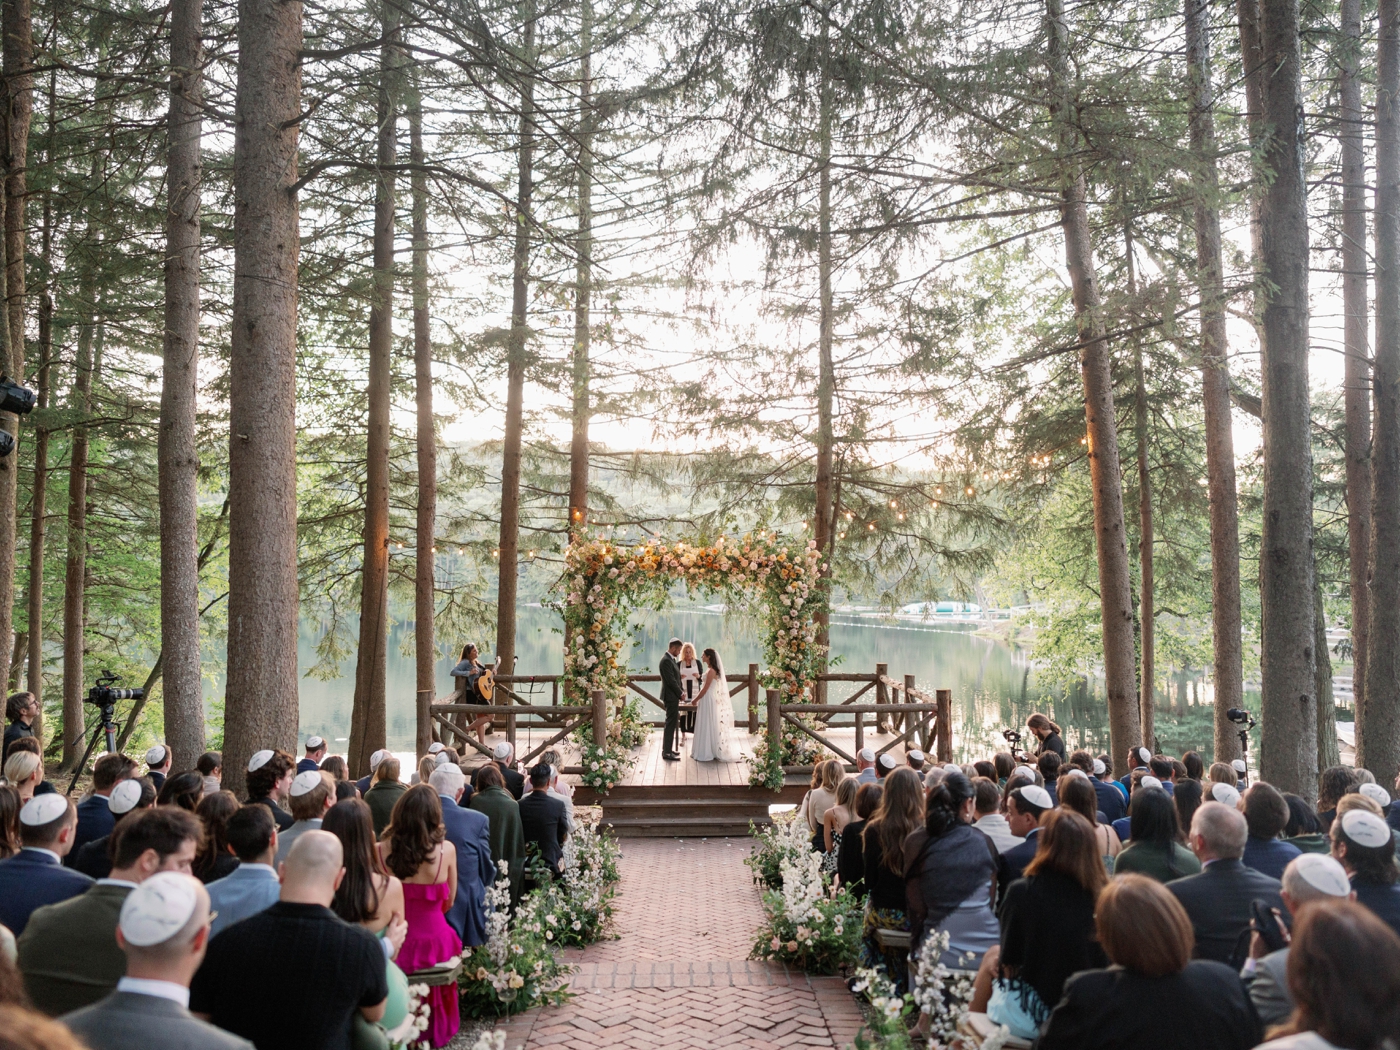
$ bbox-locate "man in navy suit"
[0,794,93,935]
[296,736,326,774]
[429,765,494,948]
[71,753,138,865]
[995,784,1052,902]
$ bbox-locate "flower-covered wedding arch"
[557,533,827,789]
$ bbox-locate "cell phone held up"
[1251,899,1288,955]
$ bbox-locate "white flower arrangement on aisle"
[909,929,988,1046]
[468,1031,507,1050]
[383,982,432,1049]
[750,840,861,973]
[745,810,813,889]
[458,861,573,1018]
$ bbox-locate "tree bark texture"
[410,86,435,759]
[1257,0,1318,798]
[224,0,303,798]
[60,256,95,770]
[3,0,29,365]
[1185,0,1246,764]
[495,3,535,678]
[1316,573,1341,770]
[1045,0,1141,774]
[812,12,835,701]
[1365,0,1400,786]
[160,0,205,766]
[1134,343,1154,749]
[348,6,399,778]
[568,0,592,540]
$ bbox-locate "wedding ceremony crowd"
[0,692,577,1050]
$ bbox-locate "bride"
[691,647,741,762]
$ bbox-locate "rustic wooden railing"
[772,684,953,772]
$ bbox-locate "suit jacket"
[273,818,322,866]
[1353,877,1400,938]
[469,785,525,905]
[518,790,569,875]
[995,827,1039,902]
[64,989,255,1050]
[1168,858,1283,967]
[1242,836,1302,880]
[70,795,115,865]
[71,834,115,880]
[1243,948,1292,1027]
[355,774,372,796]
[248,795,294,831]
[364,780,407,836]
[438,795,494,947]
[3,719,33,762]
[18,881,132,1016]
[0,849,93,936]
[296,758,320,774]
[1092,778,1127,824]
[659,652,683,705]
[206,863,282,939]
[1037,961,1262,1050]
[148,771,166,791]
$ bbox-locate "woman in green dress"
[1113,787,1202,884]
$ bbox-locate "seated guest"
[196,751,222,797]
[192,791,240,884]
[18,807,202,1016]
[275,770,335,866]
[971,777,1022,855]
[992,752,1015,785]
[297,736,326,775]
[518,764,568,879]
[1172,778,1203,846]
[0,795,91,935]
[428,766,492,947]
[3,691,39,763]
[319,754,348,784]
[1209,760,1238,788]
[191,832,389,1048]
[1242,853,1354,1027]
[1081,755,1126,824]
[412,754,436,788]
[1111,770,1157,842]
[1118,745,1152,792]
[381,786,461,1049]
[1253,898,1400,1050]
[206,805,281,938]
[822,776,858,855]
[1283,792,1329,854]
[4,749,42,804]
[70,753,137,864]
[0,782,19,859]
[1037,874,1262,1050]
[875,753,897,780]
[854,748,877,785]
[469,762,524,906]
[837,783,881,898]
[72,779,157,880]
[1113,786,1200,883]
[1058,773,1120,869]
[1317,764,1362,833]
[355,749,387,796]
[544,765,569,831]
[1182,750,1204,781]
[1148,755,1176,795]
[1241,782,1303,878]
[859,767,923,991]
[244,749,295,831]
[365,757,407,837]
[1168,801,1283,967]
[1330,809,1400,936]
[906,749,926,779]
[61,872,254,1050]
[1037,752,1061,804]
[995,784,1052,896]
[974,809,1107,1039]
[472,741,525,801]
[799,760,841,848]
[904,772,998,974]
[155,772,203,813]
[143,747,171,792]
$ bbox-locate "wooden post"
[416,689,432,757]
[854,709,864,755]
[591,689,607,749]
[903,674,916,736]
[875,662,889,732]
[748,663,759,731]
[936,688,953,763]
[767,687,781,764]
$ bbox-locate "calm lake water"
[289,604,1254,763]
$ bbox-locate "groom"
[660,638,684,762]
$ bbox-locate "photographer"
[1025,713,1065,761]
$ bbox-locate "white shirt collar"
[97,878,139,888]
[116,977,190,1007]
[21,847,61,863]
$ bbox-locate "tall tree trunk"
[1340,0,1370,744]
[1365,0,1400,786]
[223,0,303,798]
[1045,0,1141,774]
[812,7,835,702]
[1186,0,1245,765]
[3,0,29,365]
[1125,228,1154,749]
[410,83,435,759]
[1238,0,1267,312]
[1257,0,1318,798]
[348,1,399,778]
[567,0,591,539]
[1316,573,1340,769]
[160,0,204,766]
[495,0,536,678]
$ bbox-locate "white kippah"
[369,749,387,771]
[1141,775,1163,791]
[145,745,168,767]
[1340,810,1392,849]
[1137,747,1151,764]
[247,749,274,773]
[943,763,961,774]
[1359,782,1392,807]
[1291,854,1352,898]
[120,872,200,947]
[1018,785,1053,810]
[1064,767,1089,781]
[306,736,324,751]
[1232,759,1248,773]
[878,753,897,770]
[907,750,924,763]
[493,742,513,761]
[1091,759,1107,775]
[109,779,143,815]
[288,770,323,797]
[20,794,67,826]
[427,742,444,755]
[1211,782,1241,806]
[858,747,875,762]
[434,751,452,767]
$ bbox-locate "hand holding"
[385,912,408,960]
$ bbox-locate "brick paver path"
[499,837,866,1049]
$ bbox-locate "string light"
[965,486,975,497]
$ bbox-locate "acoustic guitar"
[475,665,495,702]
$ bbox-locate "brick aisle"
[498,837,867,1050]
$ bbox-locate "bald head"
[1190,801,1248,861]
[279,830,345,906]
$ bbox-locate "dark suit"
[660,651,683,754]
[1168,858,1283,968]
[1354,877,1400,938]
[70,795,116,866]
[3,718,33,762]
[0,849,94,936]
[18,882,132,1015]
[437,794,494,947]
[1092,778,1127,824]
[71,834,114,880]
[995,827,1039,902]
[519,790,569,876]
[64,990,255,1050]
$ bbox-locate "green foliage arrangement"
[748,815,861,973]
[458,863,574,1018]
[744,809,815,890]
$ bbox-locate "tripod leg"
[66,723,108,796]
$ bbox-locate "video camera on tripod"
[1226,707,1257,784]
[66,671,146,795]
[1001,727,1036,765]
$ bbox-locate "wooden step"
[599,812,773,838]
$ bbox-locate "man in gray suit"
[660,638,684,761]
[63,872,252,1050]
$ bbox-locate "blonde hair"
[835,776,858,809]
[3,751,40,787]
[418,756,436,785]
[818,758,845,793]
[679,643,696,663]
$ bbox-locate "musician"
[451,644,495,745]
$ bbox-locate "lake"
[290,603,1255,763]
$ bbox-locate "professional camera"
[67,672,146,793]
[1226,708,1253,726]
[0,376,37,458]
[1001,727,1034,764]
[86,671,144,714]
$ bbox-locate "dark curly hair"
[382,784,445,880]
[925,770,974,838]
[245,750,295,801]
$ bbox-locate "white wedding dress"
[691,658,741,762]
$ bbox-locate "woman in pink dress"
[381,784,462,1048]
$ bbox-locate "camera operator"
[1025,713,1065,761]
